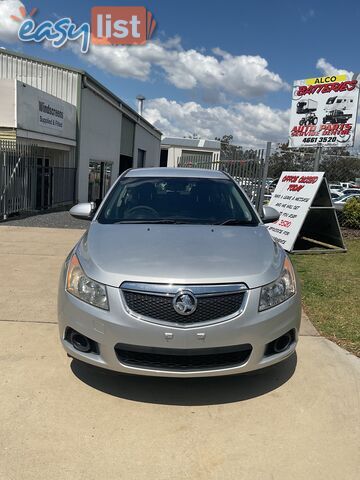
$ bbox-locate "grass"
[292,239,360,357]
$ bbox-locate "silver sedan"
[333,193,360,211]
[58,168,301,377]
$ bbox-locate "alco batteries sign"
[289,75,359,148]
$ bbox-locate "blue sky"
[0,0,359,146]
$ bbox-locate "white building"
[0,48,161,214]
[160,137,221,167]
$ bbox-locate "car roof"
[337,194,360,200]
[125,168,229,179]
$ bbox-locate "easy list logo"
[11,5,156,53]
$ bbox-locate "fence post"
[257,141,271,214]
[314,146,321,171]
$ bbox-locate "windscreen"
[97,177,258,225]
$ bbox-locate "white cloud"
[316,58,353,78]
[81,38,288,100]
[0,0,24,44]
[301,8,315,22]
[0,0,288,101]
[144,98,290,148]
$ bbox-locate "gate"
[0,141,77,220]
[177,142,271,213]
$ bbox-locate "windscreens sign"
[16,82,76,141]
[38,100,64,131]
[289,75,359,148]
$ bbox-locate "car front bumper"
[58,268,301,378]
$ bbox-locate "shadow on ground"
[70,353,297,406]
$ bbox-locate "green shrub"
[340,197,360,229]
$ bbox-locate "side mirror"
[69,202,95,220]
[262,205,280,224]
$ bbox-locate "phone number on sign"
[302,136,339,144]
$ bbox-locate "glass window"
[137,149,146,168]
[88,161,112,203]
[97,177,258,225]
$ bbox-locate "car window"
[97,177,258,225]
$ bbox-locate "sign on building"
[289,75,359,148]
[16,81,76,141]
[267,171,345,253]
[38,99,65,131]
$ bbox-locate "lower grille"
[114,343,252,371]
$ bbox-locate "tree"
[215,134,245,160]
[267,142,360,181]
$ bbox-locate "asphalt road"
[1,210,88,229]
[0,226,359,480]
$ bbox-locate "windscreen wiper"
[217,219,256,226]
[114,219,186,224]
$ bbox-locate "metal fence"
[178,141,360,228]
[267,146,360,181]
[0,141,76,220]
[267,145,360,229]
[178,143,271,213]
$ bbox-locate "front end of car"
[58,249,301,378]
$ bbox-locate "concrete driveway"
[0,226,359,480]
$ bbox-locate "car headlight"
[259,256,296,311]
[66,254,109,310]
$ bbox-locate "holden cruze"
[58,168,301,377]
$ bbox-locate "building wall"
[134,124,161,168]
[0,52,80,106]
[78,92,161,200]
[164,146,220,167]
[165,146,182,167]
[77,87,123,202]
[0,79,16,127]
[0,51,162,204]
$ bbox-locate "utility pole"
[258,141,272,214]
[136,95,146,116]
[314,146,321,171]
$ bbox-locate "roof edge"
[0,48,162,136]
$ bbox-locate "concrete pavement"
[0,226,359,480]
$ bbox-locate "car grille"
[114,343,252,371]
[121,284,246,326]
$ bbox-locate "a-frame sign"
[267,171,346,254]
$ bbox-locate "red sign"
[91,6,156,45]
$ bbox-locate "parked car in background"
[341,188,360,196]
[59,168,301,378]
[340,182,358,189]
[268,178,279,193]
[331,192,342,200]
[333,194,360,211]
[329,184,344,195]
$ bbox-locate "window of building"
[138,149,146,168]
[88,161,112,205]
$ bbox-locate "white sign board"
[289,74,359,148]
[267,171,325,251]
[16,81,76,141]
